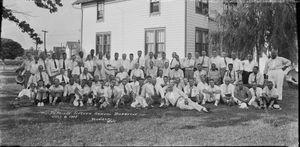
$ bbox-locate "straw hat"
[15,75,24,84]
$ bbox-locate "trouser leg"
[276,70,284,100]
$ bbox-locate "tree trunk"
[1,59,6,70]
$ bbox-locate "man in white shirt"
[203,79,221,106]
[184,78,201,104]
[145,52,156,70]
[194,52,201,71]
[210,50,221,71]
[111,52,120,75]
[131,78,148,109]
[156,70,164,86]
[263,50,291,100]
[164,84,210,113]
[135,50,145,71]
[130,63,145,81]
[197,75,209,104]
[28,56,41,76]
[119,78,133,105]
[219,52,231,80]
[63,77,80,104]
[85,55,96,76]
[72,61,84,78]
[230,52,243,81]
[33,65,50,87]
[248,66,264,88]
[56,68,70,86]
[144,78,165,108]
[248,82,264,109]
[118,53,130,72]
[193,63,207,84]
[68,55,78,78]
[116,66,129,81]
[182,53,195,80]
[242,54,257,85]
[261,81,280,109]
[161,76,170,88]
[38,53,49,74]
[128,53,135,76]
[104,53,116,76]
[90,49,98,62]
[76,51,86,66]
[47,53,60,83]
[146,61,158,78]
[162,62,171,79]
[95,52,105,68]
[170,52,179,70]
[199,51,210,73]
[220,77,235,106]
[223,63,238,85]
[158,52,169,70]
[79,68,94,82]
[101,78,122,108]
[59,53,70,76]
[170,64,184,81]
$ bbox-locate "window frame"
[195,0,209,15]
[195,27,209,54]
[145,28,166,56]
[150,0,160,15]
[96,32,111,56]
[97,1,105,22]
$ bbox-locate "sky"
[2,0,81,51]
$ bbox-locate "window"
[150,0,160,14]
[96,33,110,55]
[196,0,209,15]
[195,28,208,54]
[145,29,165,55]
[97,1,104,20]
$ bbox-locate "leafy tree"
[2,0,63,45]
[209,0,297,63]
[0,38,25,69]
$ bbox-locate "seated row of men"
[17,67,280,111]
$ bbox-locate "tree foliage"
[209,0,297,62]
[2,0,63,44]
[0,38,25,61]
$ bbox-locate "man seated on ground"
[35,80,48,107]
[116,66,129,82]
[83,80,94,106]
[80,67,94,82]
[223,63,238,85]
[248,81,264,109]
[92,81,106,107]
[101,78,122,109]
[203,79,221,106]
[119,78,133,105]
[220,77,235,106]
[170,64,184,82]
[93,75,102,87]
[184,78,201,104]
[129,75,139,89]
[164,83,210,113]
[160,76,170,88]
[72,61,84,77]
[197,75,209,105]
[174,77,185,92]
[194,63,207,85]
[146,61,158,78]
[63,77,79,104]
[130,63,144,81]
[15,83,36,105]
[248,66,264,88]
[131,78,148,109]
[33,65,50,88]
[94,64,112,82]
[208,63,221,86]
[49,78,64,105]
[56,68,69,86]
[73,79,87,107]
[144,78,165,108]
[233,80,252,109]
[261,81,281,109]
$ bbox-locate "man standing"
[169,52,179,70]
[90,49,98,62]
[135,50,145,72]
[33,65,50,87]
[233,80,252,108]
[68,55,78,78]
[263,50,291,100]
[210,50,221,71]
[145,52,156,70]
[242,54,257,85]
[27,56,41,87]
[118,53,130,72]
[128,53,135,77]
[111,52,120,75]
[47,53,60,83]
[223,63,238,85]
[77,51,85,66]
[96,52,105,68]
[146,61,158,78]
[130,63,145,81]
[182,53,195,80]
[230,52,243,81]
[194,52,201,71]
[164,84,210,113]
[59,53,70,76]
[219,52,231,80]
[85,55,96,76]
[159,52,169,70]
[184,78,201,104]
[199,51,210,73]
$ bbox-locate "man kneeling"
[164,84,210,113]
[100,79,122,108]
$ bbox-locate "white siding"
[81,0,185,60]
[186,0,223,57]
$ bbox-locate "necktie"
[189,87,193,97]
[138,57,140,64]
[201,56,205,65]
[43,60,46,69]
[254,89,257,97]
[79,66,82,74]
[229,71,232,78]
[226,85,228,93]
[54,60,57,68]
[40,72,44,81]
[153,86,157,96]
[111,87,114,99]
[124,85,127,94]
[224,57,227,66]
[254,75,257,83]
[62,75,65,83]
[63,60,66,69]
[139,86,142,95]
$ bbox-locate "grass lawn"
[0,70,298,146]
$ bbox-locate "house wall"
[81,0,185,60]
[186,0,223,57]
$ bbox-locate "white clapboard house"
[72,0,224,59]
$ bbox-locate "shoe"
[202,107,211,113]
[151,105,154,108]
[80,102,84,107]
[41,102,44,106]
[201,101,206,105]
[214,102,218,106]
[94,104,97,107]
[37,102,41,107]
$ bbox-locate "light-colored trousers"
[176,98,205,112]
[131,96,148,108]
[203,94,220,102]
[267,69,284,100]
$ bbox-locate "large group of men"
[15,48,291,112]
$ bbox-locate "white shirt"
[79,73,93,81]
[169,58,180,68]
[242,60,258,72]
[159,58,169,69]
[156,77,164,86]
[193,70,207,84]
[72,66,85,76]
[145,84,165,98]
[219,57,231,69]
[84,60,95,72]
[249,87,263,98]
[95,59,105,67]
[210,56,221,69]
[223,70,239,85]
[229,58,242,71]
[204,85,221,93]
[56,74,70,83]
[33,71,50,85]
[111,59,120,71]
[183,58,195,69]
[68,60,78,71]
[145,58,156,69]
[170,69,184,80]
[28,60,41,75]
[116,71,129,81]
[118,59,130,72]
[184,85,199,97]
[130,68,144,78]
[59,59,70,70]
[248,72,264,86]
[134,57,145,68]
[263,57,291,74]
[220,83,235,97]
[146,67,158,78]
[129,59,135,70]
[47,59,60,76]
[199,56,210,67]
[197,81,209,94]
[162,67,171,78]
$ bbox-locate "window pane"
[156,30,165,43]
[157,43,165,53]
[151,1,160,13]
[196,30,202,43]
[203,31,208,43]
[106,35,110,45]
[146,31,154,43]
